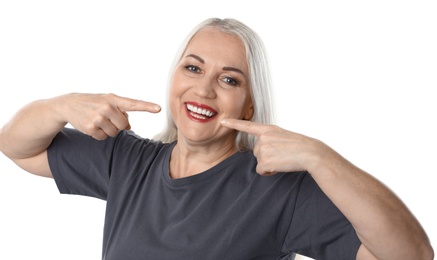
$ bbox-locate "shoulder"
[112,130,175,160]
[115,130,169,149]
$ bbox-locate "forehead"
[183,28,248,69]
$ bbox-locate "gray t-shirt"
[48,128,361,259]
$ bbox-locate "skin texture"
[0,28,433,259]
[168,28,253,179]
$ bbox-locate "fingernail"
[154,105,161,111]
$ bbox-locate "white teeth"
[186,104,216,118]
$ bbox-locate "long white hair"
[153,18,275,150]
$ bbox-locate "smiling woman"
[155,18,275,153]
[167,26,254,158]
[0,17,434,260]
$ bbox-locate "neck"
[169,139,238,179]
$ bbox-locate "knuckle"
[100,102,114,114]
[105,93,117,99]
[92,115,106,125]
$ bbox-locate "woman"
[0,18,433,259]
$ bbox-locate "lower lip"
[185,106,216,123]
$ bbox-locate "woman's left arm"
[221,118,434,260]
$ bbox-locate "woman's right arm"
[0,93,161,178]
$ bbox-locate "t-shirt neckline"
[161,141,249,187]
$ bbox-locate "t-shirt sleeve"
[47,127,119,200]
[282,174,362,259]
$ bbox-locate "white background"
[0,1,435,259]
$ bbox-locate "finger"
[89,128,110,141]
[260,171,277,176]
[255,162,277,176]
[106,109,131,132]
[99,118,124,136]
[220,118,267,137]
[111,94,161,113]
[84,115,125,138]
[122,111,131,130]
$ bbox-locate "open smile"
[185,102,217,122]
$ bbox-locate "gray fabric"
[277,252,296,260]
[48,128,361,259]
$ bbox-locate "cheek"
[169,78,184,103]
[168,75,193,121]
[168,79,182,119]
[169,72,191,97]
[223,91,250,117]
[237,91,253,118]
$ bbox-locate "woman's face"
[169,28,253,148]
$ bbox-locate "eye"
[222,77,238,86]
[185,65,201,73]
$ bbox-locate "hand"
[221,118,327,175]
[60,93,161,140]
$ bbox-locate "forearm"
[310,146,433,259]
[0,97,67,159]
[219,119,434,258]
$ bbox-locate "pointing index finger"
[221,118,266,137]
[114,95,161,113]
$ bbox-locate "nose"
[193,76,217,99]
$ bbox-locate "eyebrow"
[185,54,204,64]
[222,66,246,77]
[185,54,246,77]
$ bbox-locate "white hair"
[153,18,275,150]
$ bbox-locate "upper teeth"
[186,103,216,117]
